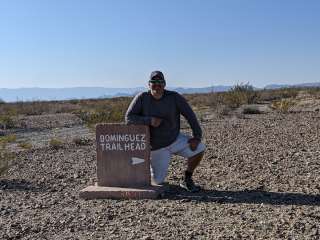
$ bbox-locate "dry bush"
[74,97,131,126]
[185,92,226,109]
[305,87,320,99]
[49,138,64,150]
[271,99,296,113]
[12,101,80,115]
[0,134,16,144]
[0,115,16,129]
[258,88,300,102]
[18,142,33,150]
[223,83,258,108]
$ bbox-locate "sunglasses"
[149,79,165,84]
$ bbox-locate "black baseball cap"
[149,71,165,83]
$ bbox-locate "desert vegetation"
[1,85,320,239]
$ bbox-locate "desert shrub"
[242,106,262,114]
[49,138,64,149]
[205,92,226,108]
[184,93,211,108]
[0,134,16,144]
[0,100,80,116]
[259,88,300,102]
[216,105,233,116]
[18,142,33,150]
[306,87,320,98]
[76,106,127,127]
[73,136,91,146]
[224,83,258,108]
[271,99,295,113]
[0,115,15,129]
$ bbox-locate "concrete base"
[79,184,163,200]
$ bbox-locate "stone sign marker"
[80,123,162,199]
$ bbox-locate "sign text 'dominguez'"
[99,134,146,151]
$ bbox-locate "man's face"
[149,79,165,99]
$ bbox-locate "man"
[125,70,205,192]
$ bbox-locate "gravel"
[1,111,320,239]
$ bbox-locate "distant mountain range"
[0,82,319,102]
[0,86,230,102]
[264,82,320,89]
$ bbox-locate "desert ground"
[1,90,320,239]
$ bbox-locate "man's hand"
[188,137,200,151]
[151,117,162,127]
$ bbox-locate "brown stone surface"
[96,124,150,188]
[79,185,163,200]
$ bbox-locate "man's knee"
[189,142,206,158]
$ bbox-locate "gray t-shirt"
[125,90,202,150]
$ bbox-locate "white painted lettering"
[105,143,111,150]
[124,143,130,151]
[118,134,125,141]
[141,142,146,150]
[100,143,105,151]
[137,143,141,150]
[141,134,145,142]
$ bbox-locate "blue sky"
[0,0,319,88]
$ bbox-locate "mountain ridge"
[1,82,319,102]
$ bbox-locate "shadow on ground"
[0,179,47,192]
[162,184,320,206]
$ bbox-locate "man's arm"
[176,94,202,140]
[125,93,152,125]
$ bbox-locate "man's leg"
[150,148,171,185]
[168,133,206,192]
[187,151,205,173]
[180,151,205,192]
